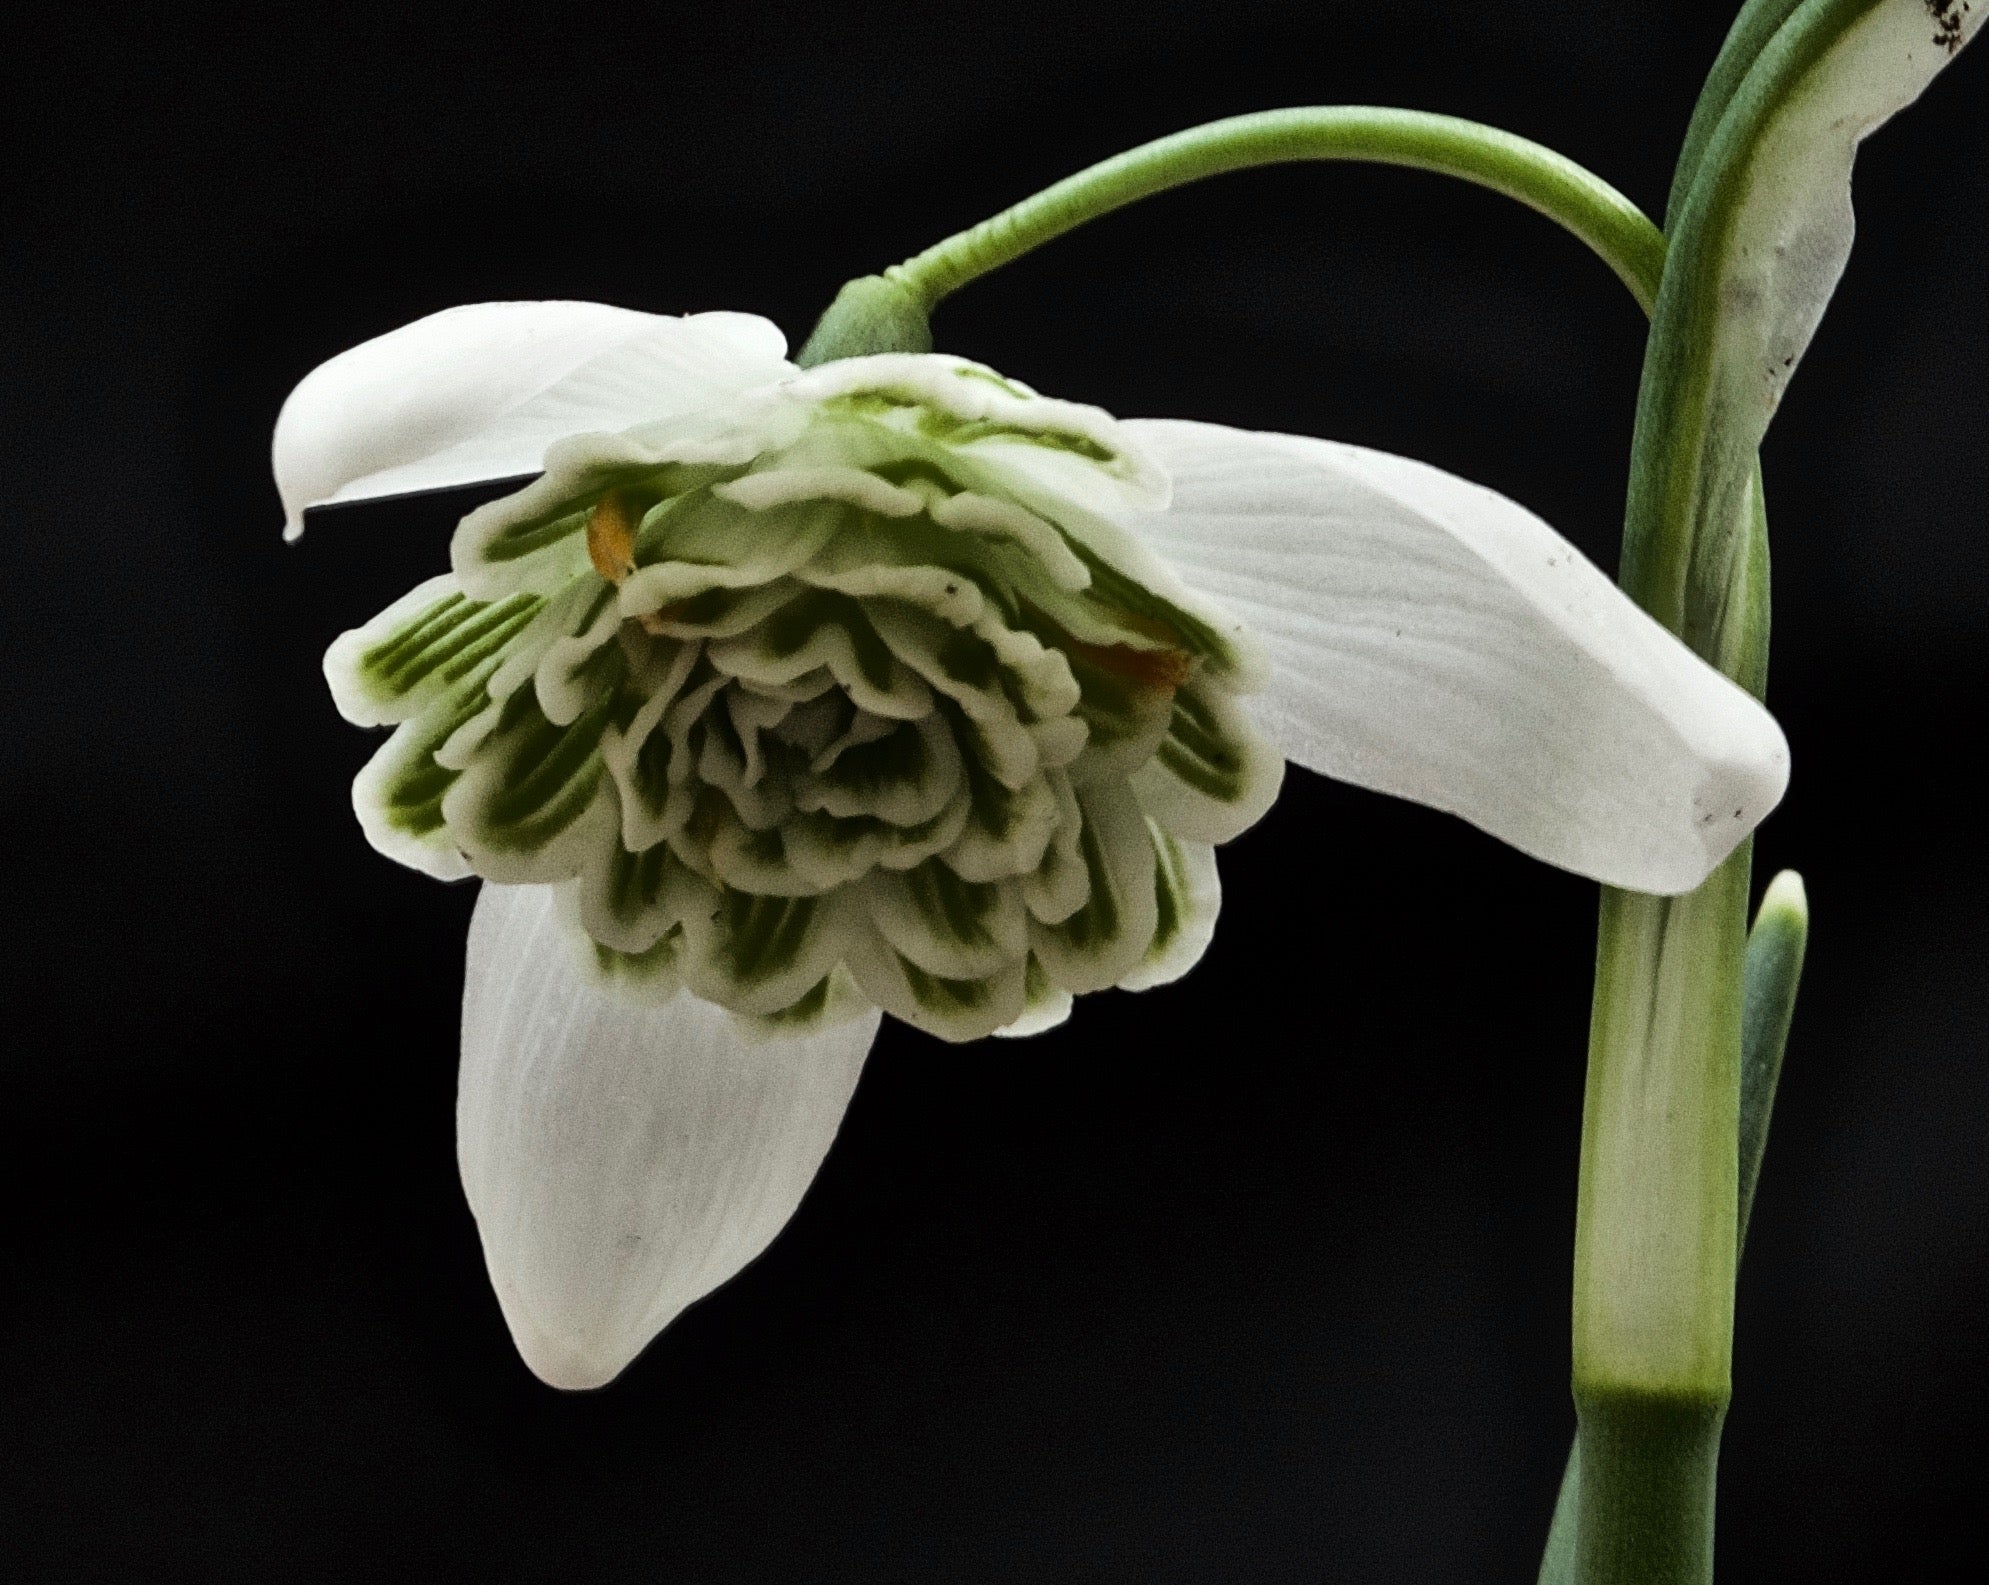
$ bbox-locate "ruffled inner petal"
[337,356,1287,1041]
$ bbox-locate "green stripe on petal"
[930,491,1091,591]
[599,661,702,855]
[797,508,1023,625]
[349,665,502,879]
[1119,826,1221,992]
[709,590,934,720]
[867,604,1060,782]
[733,965,875,1039]
[1018,769,1091,925]
[707,810,847,897]
[573,836,708,954]
[795,711,963,827]
[1069,542,1242,674]
[442,685,620,883]
[621,493,845,612]
[844,923,1029,1043]
[894,956,1027,1043]
[678,888,849,1017]
[453,435,775,600]
[480,504,591,565]
[936,441,1257,681]
[1029,777,1158,995]
[325,575,544,728]
[534,581,625,726]
[944,758,1061,884]
[1130,672,1286,844]
[866,860,1028,979]
[630,581,801,641]
[1058,649,1176,782]
[779,799,970,891]
[994,954,1075,1039]
[580,929,686,1006]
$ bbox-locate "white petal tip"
[993,988,1074,1039]
[501,1302,679,1391]
[1684,732,1791,887]
[459,885,878,1395]
[282,515,305,544]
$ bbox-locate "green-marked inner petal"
[1132,670,1286,844]
[331,350,1281,1038]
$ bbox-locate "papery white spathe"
[278,301,1788,1388]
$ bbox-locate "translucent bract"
[326,355,1283,1040]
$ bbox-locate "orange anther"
[1066,637,1194,692]
[586,491,639,582]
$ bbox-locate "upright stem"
[1573,476,1769,1585]
[1568,368,1769,1585]
[1574,864,1753,1584]
[886,107,1665,315]
[1568,5,1798,1579]
[1539,868,1808,1585]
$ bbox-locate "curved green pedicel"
[798,105,1667,364]
[326,353,1283,1041]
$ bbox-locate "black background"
[4,2,1985,1580]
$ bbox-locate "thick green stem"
[1568,5,1816,1580]
[1539,872,1809,1585]
[1565,3,1972,1572]
[890,107,1665,313]
[1574,864,1754,1585]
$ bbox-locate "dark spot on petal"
[1927,0,1969,53]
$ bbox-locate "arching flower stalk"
[278,301,1788,1388]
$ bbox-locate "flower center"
[327,354,1284,1040]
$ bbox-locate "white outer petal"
[458,882,876,1390]
[1121,420,1789,895]
[273,301,793,539]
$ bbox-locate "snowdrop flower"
[276,301,1787,1388]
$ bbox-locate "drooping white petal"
[1122,420,1789,895]
[458,882,876,1390]
[273,302,792,539]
